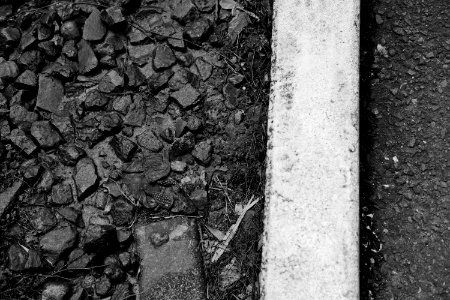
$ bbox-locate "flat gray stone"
[135,217,206,300]
[83,8,107,41]
[171,84,200,108]
[36,75,64,113]
[0,181,22,217]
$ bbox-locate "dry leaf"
[228,10,250,43]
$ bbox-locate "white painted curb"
[260,0,360,299]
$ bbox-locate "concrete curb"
[260,0,360,299]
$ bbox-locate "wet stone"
[111,197,135,226]
[99,69,125,93]
[36,75,64,113]
[110,135,137,161]
[40,226,78,258]
[153,44,177,71]
[10,128,37,155]
[30,121,62,148]
[171,84,200,108]
[78,39,98,74]
[28,206,57,232]
[51,183,73,205]
[75,157,98,198]
[83,8,107,41]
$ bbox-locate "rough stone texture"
[83,8,107,41]
[135,217,206,300]
[16,70,38,88]
[78,39,98,74]
[41,282,70,300]
[0,181,22,217]
[40,226,78,258]
[30,121,62,148]
[51,183,73,205]
[98,69,124,93]
[184,18,210,40]
[83,224,118,254]
[109,135,137,161]
[153,43,177,71]
[192,140,212,164]
[0,61,19,80]
[36,75,64,113]
[110,198,134,226]
[28,206,57,232]
[171,84,200,108]
[143,153,171,182]
[260,0,359,299]
[10,128,37,155]
[75,157,99,198]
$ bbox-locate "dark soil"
[361,0,450,299]
[0,0,271,299]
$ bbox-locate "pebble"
[101,6,126,27]
[10,128,38,155]
[185,18,211,40]
[61,20,80,40]
[192,140,212,164]
[28,206,57,232]
[15,70,38,89]
[172,0,197,24]
[143,153,171,182]
[110,135,137,161]
[51,183,74,205]
[195,57,213,81]
[190,188,208,210]
[99,69,125,93]
[153,43,177,70]
[171,160,187,172]
[40,226,78,258]
[0,61,19,80]
[78,39,98,74]
[95,276,112,296]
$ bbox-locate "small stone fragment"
[185,18,211,40]
[190,188,208,210]
[30,121,62,148]
[228,73,245,85]
[0,181,23,217]
[37,170,55,192]
[171,84,200,108]
[83,224,118,254]
[144,153,171,182]
[9,105,38,131]
[99,69,124,93]
[51,183,73,205]
[150,232,169,247]
[40,226,78,258]
[0,61,19,80]
[1,27,21,45]
[193,0,216,12]
[36,75,64,113]
[109,135,137,161]
[84,89,109,110]
[10,129,37,155]
[62,40,78,58]
[75,158,99,198]
[16,70,38,89]
[28,206,57,232]
[78,39,98,74]
[61,20,80,40]
[172,0,197,24]
[137,130,163,152]
[41,282,70,300]
[58,144,86,166]
[57,207,82,226]
[101,6,126,27]
[195,57,213,81]
[148,69,174,92]
[83,8,107,41]
[96,275,112,296]
[112,95,132,114]
[110,198,134,226]
[171,160,187,172]
[153,44,176,71]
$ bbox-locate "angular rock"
[0,61,19,80]
[99,111,123,133]
[21,159,42,181]
[1,27,21,45]
[28,206,57,232]
[83,224,118,254]
[171,160,187,172]
[68,248,92,269]
[153,44,176,70]
[192,140,212,164]
[9,105,38,131]
[144,153,171,182]
[112,95,132,114]
[38,40,60,59]
[0,181,23,217]
[78,39,98,74]
[101,6,126,27]
[41,282,70,300]
[170,132,195,157]
[61,20,80,40]
[110,198,134,226]
[123,95,146,127]
[36,75,64,113]
[83,8,107,41]
[84,89,109,110]
[128,44,155,66]
[30,121,62,148]
[51,183,73,205]
[18,50,43,73]
[190,188,208,210]
[168,29,185,49]
[58,144,86,166]
[137,130,163,152]
[222,82,240,107]
[110,135,137,162]
[171,84,200,108]
[62,40,78,58]
[172,0,197,24]
[98,69,124,93]
[186,115,202,131]
[148,69,174,92]
[96,275,112,296]
[125,63,145,87]
[75,157,98,198]
[57,207,82,226]
[185,18,211,40]
[193,0,216,12]
[10,129,37,155]
[195,57,213,81]
[40,226,78,258]
[37,170,55,192]
[135,217,206,299]
[8,244,27,271]
[15,70,38,89]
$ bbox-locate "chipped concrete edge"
[260,0,360,299]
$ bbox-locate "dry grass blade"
[211,196,260,263]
